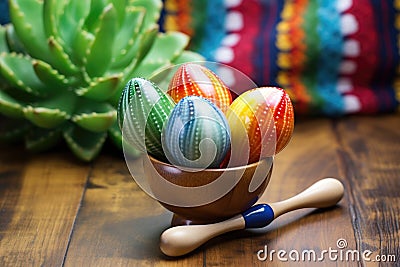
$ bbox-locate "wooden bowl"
[145,157,273,225]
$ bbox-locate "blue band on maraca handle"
[241,204,275,229]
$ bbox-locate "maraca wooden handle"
[160,178,344,257]
[269,177,344,218]
[160,215,245,257]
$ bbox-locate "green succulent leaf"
[25,127,62,152]
[43,0,66,38]
[33,60,70,89]
[132,31,190,77]
[134,26,159,68]
[4,24,25,54]
[0,52,49,96]
[23,107,68,129]
[23,91,77,128]
[0,116,29,142]
[1,87,41,105]
[107,0,128,27]
[72,101,117,132]
[85,4,118,78]
[110,24,157,72]
[0,27,14,89]
[56,2,90,58]
[9,0,51,63]
[45,0,90,43]
[109,0,161,71]
[0,89,24,118]
[108,26,159,106]
[76,74,123,101]
[47,36,80,77]
[172,50,205,64]
[42,0,79,75]
[150,32,190,62]
[84,0,110,33]
[72,28,94,67]
[63,125,107,161]
[133,0,162,31]
[66,1,91,30]
[111,6,145,69]
[0,26,8,53]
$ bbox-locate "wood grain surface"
[0,115,399,266]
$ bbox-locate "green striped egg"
[117,77,175,159]
[162,96,231,169]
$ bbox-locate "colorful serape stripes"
[160,0,400,116]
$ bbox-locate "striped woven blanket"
[159,0,400,116]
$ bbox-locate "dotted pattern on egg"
[162,96,231,169]
[226,94,275,165]
[226,87,294,165]
[167,63,232,112]
[118,78,175,159]
[247,87,294,155]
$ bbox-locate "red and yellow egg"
[225,87,294,166]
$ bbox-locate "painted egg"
[162,96,231,169]
[167,63,232,112]
[117,77,175,159]
[225,87,294,166]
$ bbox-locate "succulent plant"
[0,0,203,161]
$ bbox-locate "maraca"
[160,178,344,257]
[225,87,294,166]
[167,63,232,111]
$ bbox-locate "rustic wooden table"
[0,114,399,266]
